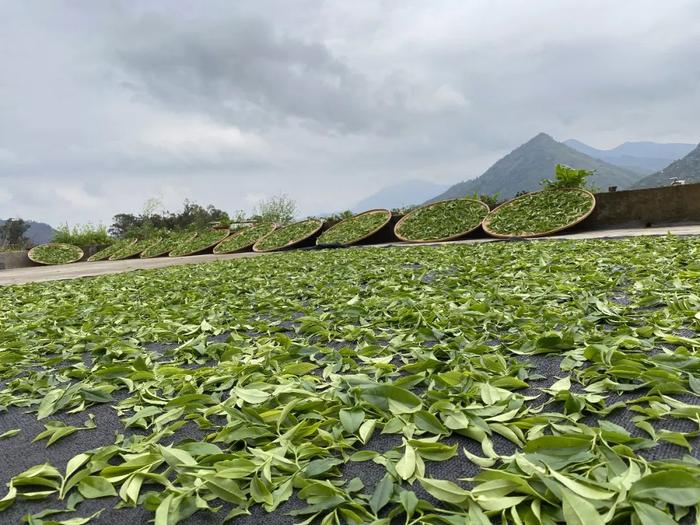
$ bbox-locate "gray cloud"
[0,1,698,226]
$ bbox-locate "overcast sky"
[1,1,699,226]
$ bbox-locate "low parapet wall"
[0,251,34,270]
[582,183,700,228]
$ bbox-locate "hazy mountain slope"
[633,143,700,188]
[564,139,695,174]
[0,219,56,246]
[427,133,642,203]
[352,180,449,212]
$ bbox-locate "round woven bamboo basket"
[316,209,392,246]
[87,239,135,262]
[482,189,596,239]
[252,218,324,253]
[394,198,490,243]
[109,237,161,261]
[139,232,195,259]
[213,223,277,254]
[169,230,231,257]
[28,243,84,265]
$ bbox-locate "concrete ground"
[2,223,699,286]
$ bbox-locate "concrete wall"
[0,251,34,270]
[582,183,700,228]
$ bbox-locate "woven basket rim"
[213,223,277,254]
[482,188,596,239]
[252,218,325,252]
[316,208,392,246]
[394,198,490,243]
[28,243,84,265]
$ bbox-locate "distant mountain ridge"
[352,179,449,212]
[427,133,643,203]
[564,139,695,174]
[0,219,56,246]
[633,143,700,188]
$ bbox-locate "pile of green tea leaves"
[1,236,700,525]
[214,224,277,254]
[109,239,159,261]
[87,239,134,262]
[396,199,489,241]
[485,189,594,237]
[317,211,390,246]
[253,219,323,252]
[28,243,83,265]
[140,232,195,259]
[169,230,231,257]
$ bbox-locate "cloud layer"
[1,1,698,225]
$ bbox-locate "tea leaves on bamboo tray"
[484,188,594,237]
[169,229,230,257]
[28,243,84,265]
[317,210,390,245]
[108,238,159,260]
[213,223,276,254]
[87,239,133,262]
[140,231,194,258]
[395,198,489,241]
[253,218,323,252]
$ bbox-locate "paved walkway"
[2,224,699,286]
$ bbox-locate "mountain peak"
[528,132,555,144]
[425,134,643,203]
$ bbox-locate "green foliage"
[28,243,83,265]
[317,210,390,245]
[396,198,489,241]
[168,230,230,257]
[323,210,354,223]
[1,237,700,523]
[110,199,230,238]
[251,194,297,225]
[485,189,594,236]
[541,163,595,190]
[213,223,276,254]
[253,218,322,251]
[468,192,500,208]
[52,223,112,247]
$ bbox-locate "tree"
[0,218,30,249]
[109,199,231,238]
[252,194,297,225]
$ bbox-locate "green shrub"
[541,164,595,190]
[53,223,112,246]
